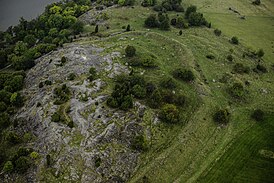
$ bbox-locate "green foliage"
[0,112,10,130]
[227,54,233,61]
[131,135,148,151]
[10,92,23,107]
[95,157,101,168]
[0,102,7,112]
[52,112,61,122]
[44,80,52,85]
[251,109,264,122]
[188,12,207,26]
[71,20,84,34]
[233,63,250,74]
[173,68,195,82]
[5,131,20,144]
[120,95,133,110]
[53,84,70,105]
[160,0,184,12]
[159,14,170,30]
[161,77,176,89]
[145,14,159,28]
[95,25,99,33]
[229,82,246,99]
[142,0,157,7]
[67,73,76,80]
[256,49,264,58]
[214,29,222,36]
[67,120,74,128]
[46,154,51,166]
[147,89,162,108]
[132,84,146,99]
[126,24,131,31]
[231,36,239,45]
[213,109,230,124]
[160,104,180,123]
[125,45,136,57]
[88,67,97,81]
[256,64,267,73]
[185,5,197,19]
[252,0,261,5]
[3,161,14,173]
[15,156,31,173]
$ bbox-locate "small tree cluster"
[53,84,71,105]
[144,13,170,30]
[171,16,188,29]
[213,109,230,124]
[252,0,261,5]
[153,0,184,12]
[214,29,222,36]
[233,63,250,74]
[131,135,148,151]
[160,104,180,123]
[141,0,157,7]
[125,45,136,57]
[173,68,195,82]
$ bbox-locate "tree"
[126,24,131,31]
[251,109,264,122]
[257,49,264,58]
[125,45,136,57]
[185,5,197,19]
[0,112,10,130]
[173,68,195,82]
[132,84,146,99]
[10,92,23,107]
[95,25,99,33]
[188,12,206,26]
[176,16,185,28]
[213,109,230,124]
[214,29,222,36]
[120,95,133,110]
[23,34,36,47]
[160,104,180,124]
[159,14,170,30]
[15,156,31,173]
[144,14,159,28]
[71,20,84,34]
[252,0,261,5]
[3,161,14,173]
[231,36,239,45]
[179,30,183,35]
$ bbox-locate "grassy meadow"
[80,0,274,182]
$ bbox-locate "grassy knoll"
[79,1,274,182]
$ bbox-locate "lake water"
[0,0,60,31]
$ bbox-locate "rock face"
[14,43,148,182]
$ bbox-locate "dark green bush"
[256,64,267,73]
[252,0,261,5]
[231,36,239,45]
[3,161,14,173]
[145,14,159,28]
[160,104,180,123]
[173,68,195,82]
[227,54,233,61]
[188,12,207,26]
[161,77,176,89]
[132,85,146,99]
[67,73,76,80]
[125,45,136,57]
[229,82,245,99]
[15,156,31,173]
[5,131,20,144]
[120,95,133,111]
[53,84,70,105]
[185,5,197,19]
[256,49,264,58]
[44,80,52,85]
[251,109,264,122]
[206,54,215,59]
[51,112,61,122]
[107,97,119,108]
[39,82,44,88]
[95,157,101,168]
[233,63,250,74]
[214,29,222,36]
[148,89,162,108]
[213,109,230,124]
[0,102,7,112]
[131,135,148,151]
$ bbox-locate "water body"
[0,0,60,31]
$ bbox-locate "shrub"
[188,12,207,26]
[146,82,156,95]
[132,84,146,99]
[179,30,183,35]
[145,14,159,28]
[39,82,44,88]
[46,154,51,166]
[160,104,180,124]
[148,89,162,108]
[0,102,7,112]
[125,45,136,57]
[53,84,70,104]
[161,77,176,89]
[30,151,39,159]
[5,131,20,144]
[214,29,222,36]
[231,36,239,45]
[44,80,52,85]
[95,157,101,168]
[61,56,67,64]
[227,54,233,61]
[67,73,76,80]
[213,109,230,124]
[229,82,245,99]
[252,0,261,5]
[107,97,119,108]
[256,64,267,73]
[10,92,23,107]
[185,5,197,19]
[88,67,97,81]
[95,25,99,33]
[257,49,264,58]
[15,156,31,173]
[67,120,74,128]
[159,14,170,30]
[3,161,14,173]
[233,63,250,74]
[120,95,133,110]
[51,112,61,122]
[126,24,131,31]
[173,68,195,82]
[131,135,148,151]
[251,109,264,122]
[206,54,215,59]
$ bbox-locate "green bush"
[251,109,264,122]
[160,104,180,124]
[39,82,44,88]
[256,64,267,73]
[145,14,159,28]
[227,54,233,61]
[173,68,195,82]
[44,80,52,85]
[107,97,119,108]
[233,63,250,74]
[95,157,101,168]
[132,85,146,99]
[5,131,20,144]
[231,36,239,45]
[30,151,39,159]
[214,29,222,36]
[53,84,70,105]
[161,77,176,89]
[67,73,76,80]
[0,102,7,112]
[131,135,148,151]
[3,161,14,173]
[51,112,61,122]
[120,95,133,111]
[67,120,74,128]
[213,109,230,124]
[148,89,162,108]
[125,45,136,57]
[256,49,264,58]
[188,12,207,26]
[15,156,31,173]
[252,0,261,5]
[229,82,245,99]
[185,5,197,19]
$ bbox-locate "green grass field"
[81,1,274,182]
